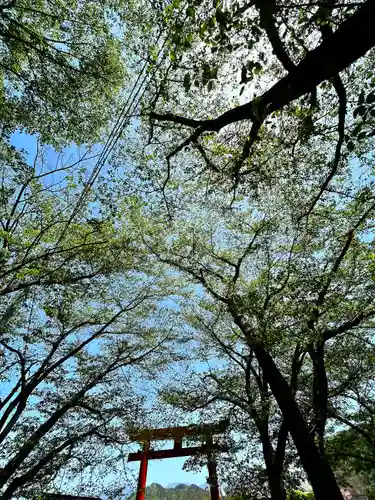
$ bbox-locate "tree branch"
[304,0,347,216]
[150,2,375,162]
[255,0,295,72]
[304,75,346,216]
[323,310,375,341]
[328,409,375,448]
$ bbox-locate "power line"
[57,33,169,243]
[57,0,192,242]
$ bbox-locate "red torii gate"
[128,420,229,500]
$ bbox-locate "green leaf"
[215,8,226,26]
[208,16,216,28]
[199,22,207,39]
[352,122,363,136]
[357,132,368,141]
[347,141,355,152]
[354,105,366,118]
[171,32,181,44]
[186,6,195,17]
[254,62,262,75]
[183,73,191,92]
[210,66,218,80]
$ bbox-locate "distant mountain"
[127,483,210,499]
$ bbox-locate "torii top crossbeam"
[129,419,229,442]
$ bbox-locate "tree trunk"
[259,426,286,500]
[254,345,342,500]
[310,342,328,456]
[268,470,287,500]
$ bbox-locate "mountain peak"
[174,484,190,490]
[127,483,210,499]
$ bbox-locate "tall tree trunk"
[254,345,342,500]
[260,426,285,500]
[259,427,286,500]
[310,342,328,456]
[268,469,287,500]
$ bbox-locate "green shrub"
[287,490,314,500]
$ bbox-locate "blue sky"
[11,131,38,159]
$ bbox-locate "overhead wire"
[57,29,169,243]
[56,0,194,243]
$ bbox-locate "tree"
[159,267,375,499]
[0,140,128,299]
[115,154,375,500]
[0,140,185,497]
[127,483,211,499]
[0,277,177,498]
[324,361,375,499]
[327,427,375,499]
[0,0,132,145]
[160,308,303,500]
[147,0,375,183]
[3,0,375,496]
[107,1,375,497]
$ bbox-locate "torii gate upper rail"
[128,420,229,500]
